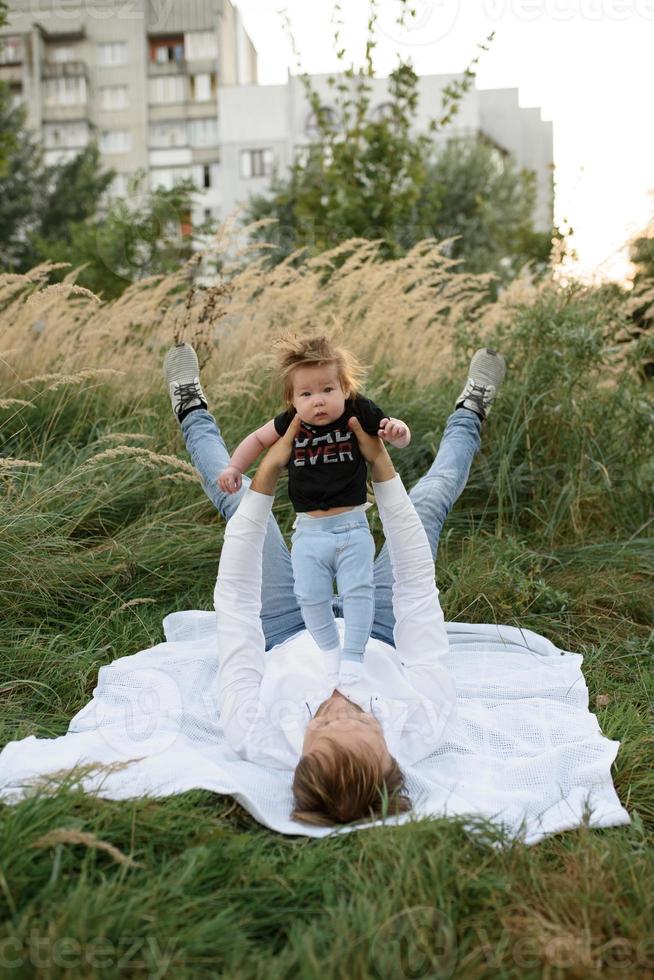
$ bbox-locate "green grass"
[0,283,653,977]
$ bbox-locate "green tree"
[0,121,115,271]
[629,216,654,283]
[0,99,47,268]
[244,0,494,263]
[41,173,204,300]
[625,212,654,380]
[34,143,115,252]
[0,101,203,295]
[408,136,553,286]
[0,2,19,179]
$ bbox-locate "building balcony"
[0,36,25,65]
[147,100,218,121]
[191,146,221,164]
[0,64,23,84]
[148,58,188,75]
[42,104,90,122]
[184,57,219,75]
[42,60,88,79]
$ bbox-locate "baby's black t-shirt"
[273,395,387,512]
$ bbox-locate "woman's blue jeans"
[180,407,482,651]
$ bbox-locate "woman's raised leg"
[164,345,305,650]
[369,349,505,645]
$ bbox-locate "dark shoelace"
[175,381,204,415]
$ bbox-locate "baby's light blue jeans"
[291,510,375,662]
[180,406,481,653]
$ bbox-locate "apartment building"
[219,72,554,233]
[0,0,257,229]
[1,1,553,241]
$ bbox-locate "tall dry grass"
[0,231,502,397]
[1,229,653,978]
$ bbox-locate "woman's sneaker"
[455,348,506,420]
[163,343,208,421]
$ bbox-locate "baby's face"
[291,363,347,426]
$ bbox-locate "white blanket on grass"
[0,613,630,844]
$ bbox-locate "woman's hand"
[218,466,243,494]
[347,417,396,484]
[251,415,301,495]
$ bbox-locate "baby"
[219,334,411,670]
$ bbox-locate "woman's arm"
[213,417,301,752]
[213,488,273,751]
[347,417,451,679]
[372,476,450,673]
[219,419,280,493]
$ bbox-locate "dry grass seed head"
[32,829,140,868]
[80,445,199,480]
[0,228,492,391]
[0,458,42,469]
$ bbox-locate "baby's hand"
[378,418,409,446]
[218,466,242,493]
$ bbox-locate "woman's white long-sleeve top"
[213,474,456,770]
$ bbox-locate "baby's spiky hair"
[273,333,366,407]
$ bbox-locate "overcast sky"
[234,0,654,283]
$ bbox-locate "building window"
[188,117,218,148]
[48,46,75,64]
[0,36,23,65]
[43,76,87,107]
[239,148,274,179]
[43,122,88,149]
[150,36,184,64]
[192,163,218,190]
[149,75,186,105]
[97,42,128,67]
[100,85,128,111]
[150,167,192,191]
[305,106,337,137]
[184,31,218,61]
[190,73,216,102]
[100,129,132,154]
[149,120,188,148]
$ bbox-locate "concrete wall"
[218,70,482,231]
[218,71,554,230]
[219,82,291,219]
[478,88,554,231]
